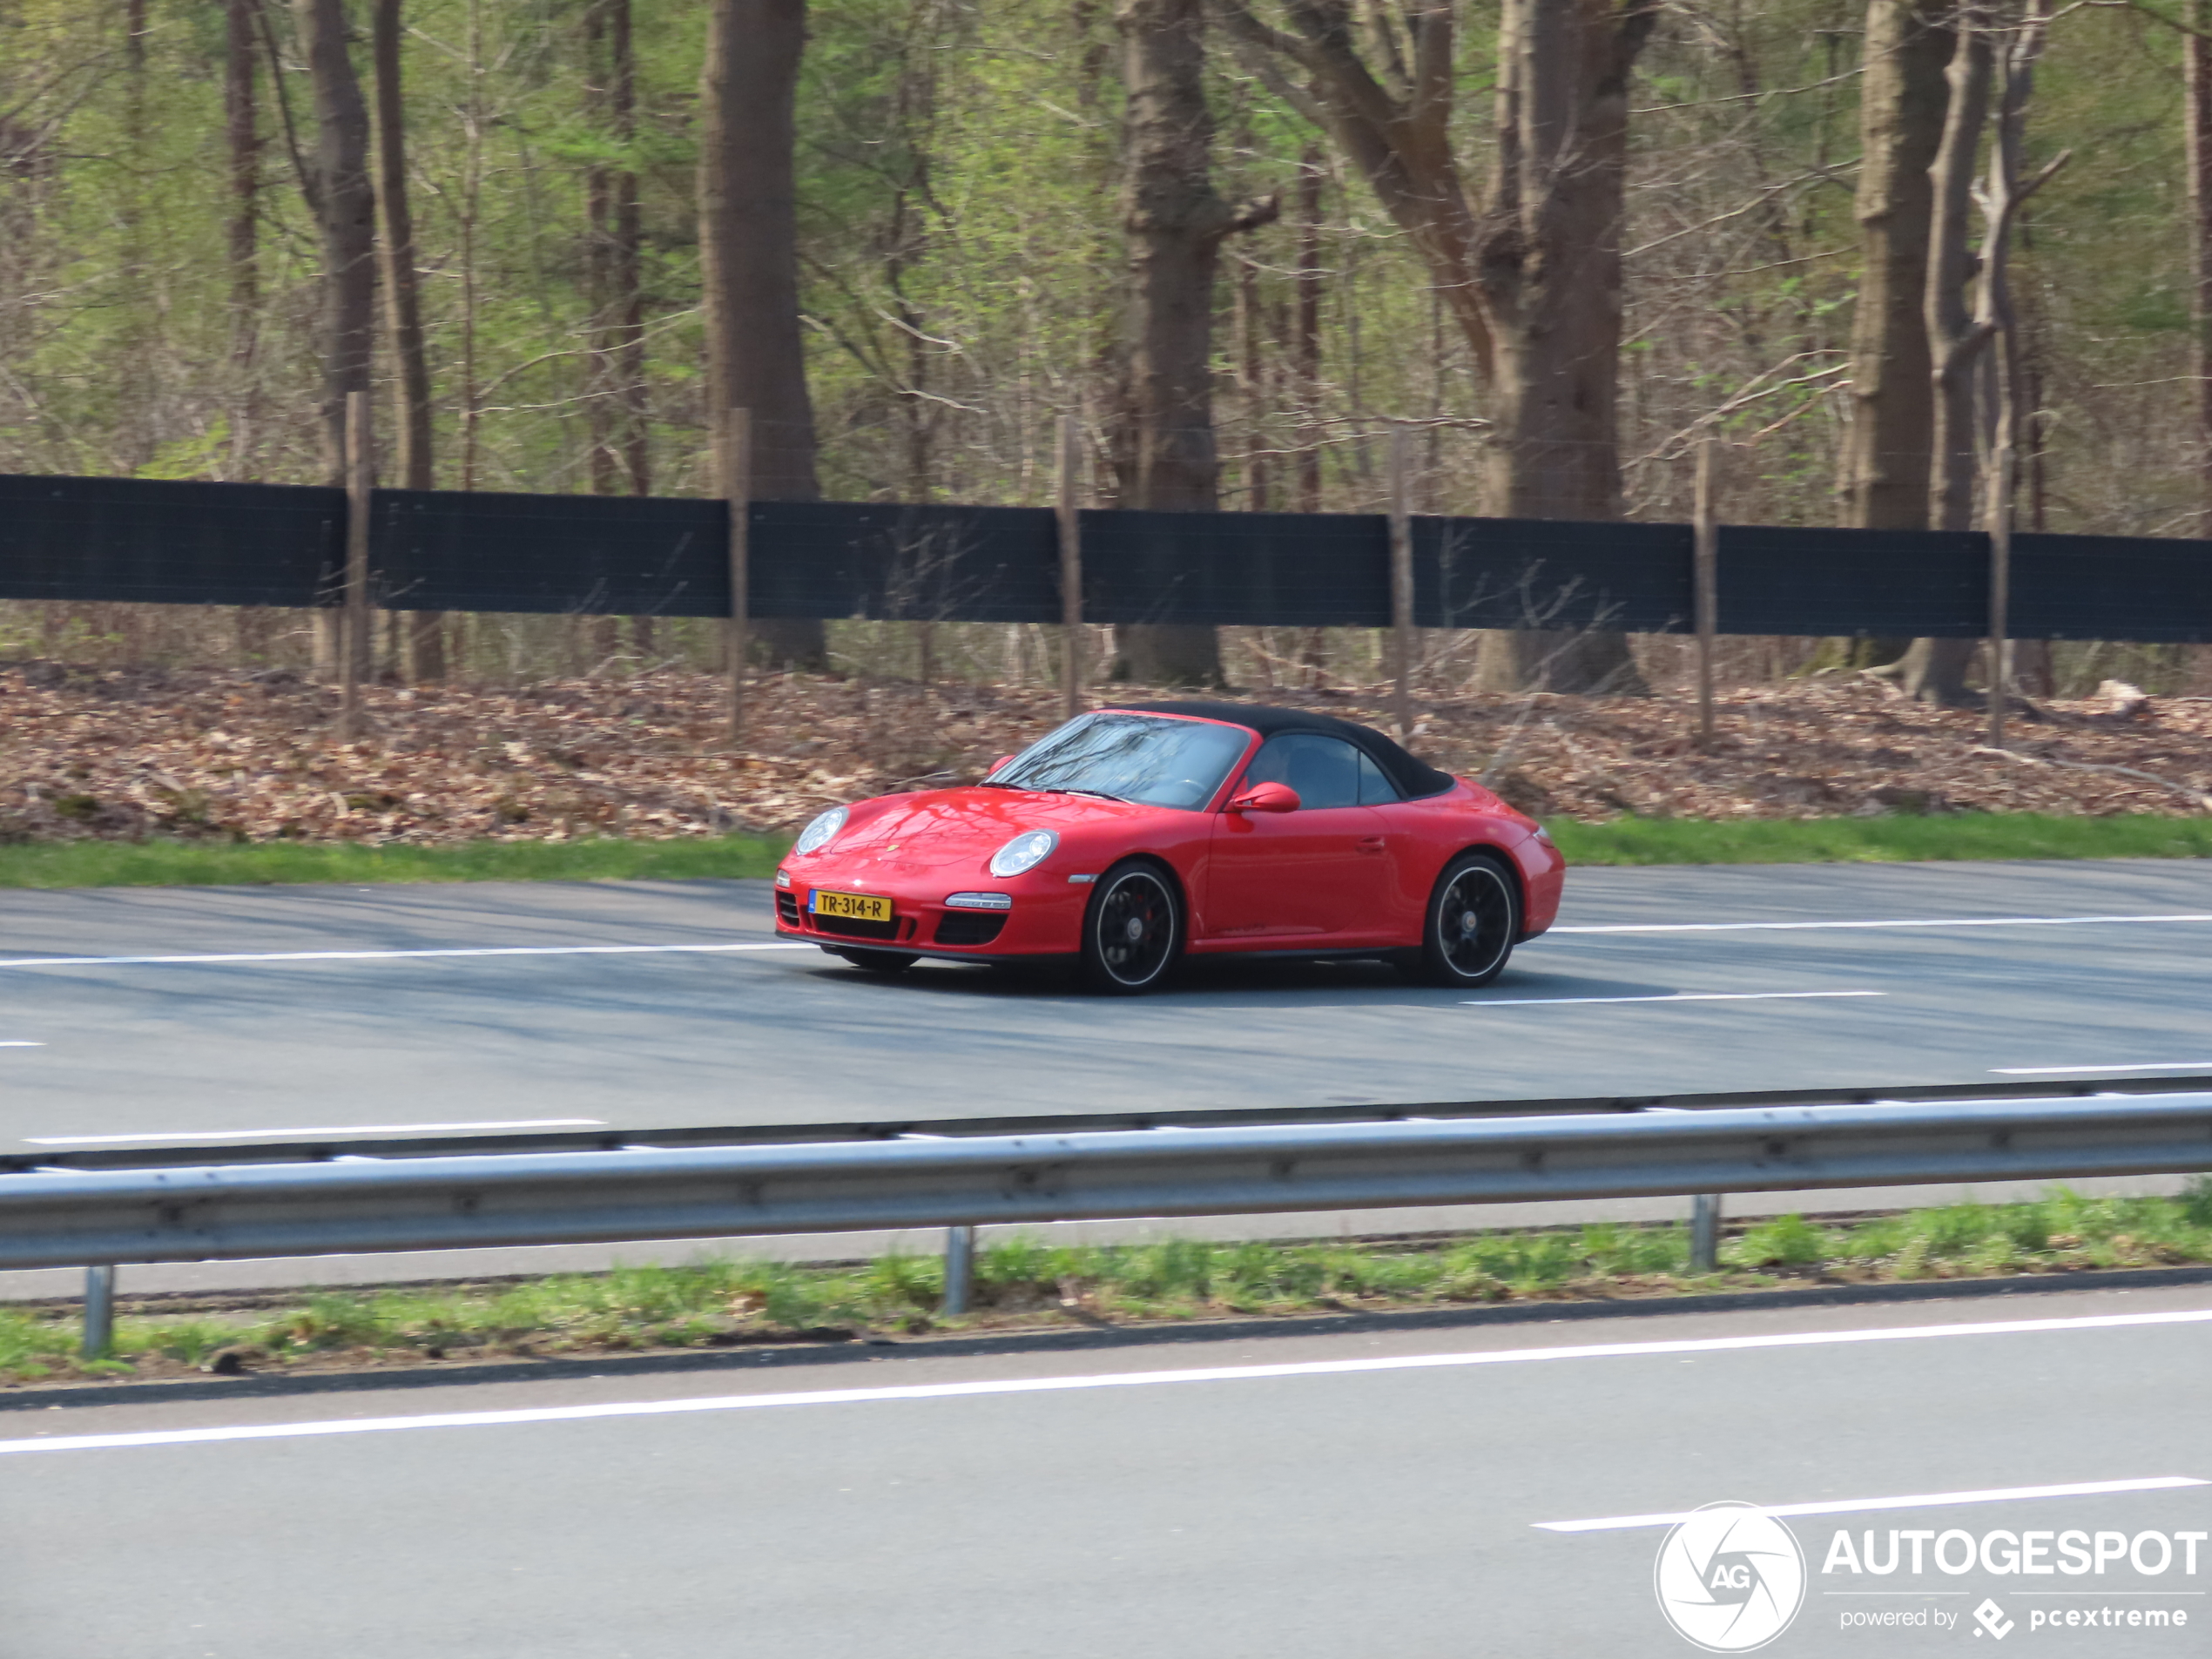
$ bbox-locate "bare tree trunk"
[1236,250,1268,510]
[583,0,617,502]
[298,0,377,678]
[2012,220,2054,695]
[1925,25,1994,538]
[1838,3,1951,536]
[1890,11,1995,708]
[1842,0,1945,679]
[116,0,152,489]
[2192,0,2212,520]
[225,0,261,442]
[581,0,623,669]
[225,0,273,664]
[1472,0,1652,694]
[1291,148,1325,685]
[884,0,946,690]
[698,0,826,671]
[2186,0,2212,691]
[455,0,482,498]
[1292,145,1322,517]
[373,0,443,682]
[1979,3,2060,718]
[1893,2,2063,708]
[608,0,650,519]
[1110,0,1274,685]
[1220,0,1654,694]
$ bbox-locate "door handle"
[1356,837,1386,854]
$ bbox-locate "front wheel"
[833,948,918,975]
[1080,861,1182,994]
[1406,851,1521,988]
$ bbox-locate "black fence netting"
[0,473,343,606]
[1716,525,1991,638]
[2012,533,2212,643]
[3,470,2210,641]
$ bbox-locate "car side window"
[1244,733,1362,810]
[1356,749,1400,805]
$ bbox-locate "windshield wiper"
[978,779,1131,802]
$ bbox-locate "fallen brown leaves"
[0,660,2207,846]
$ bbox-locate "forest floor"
[2,660,2208,850]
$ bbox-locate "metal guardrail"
[10,1073,2209,1175]
[7,1092,2210,1278]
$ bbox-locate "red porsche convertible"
[772,700,1565,993]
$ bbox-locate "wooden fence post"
[1057,413,1083,722]
[1693,433,1719,748]
[1387,423,1414,743]
[341,388,373,740]
[723,407,752,745]
[1986,440,2014,750]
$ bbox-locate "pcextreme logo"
[1654,1502,1810,1652]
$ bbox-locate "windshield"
[988,712,1251,811]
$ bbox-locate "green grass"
[0,833,788,890]
[1546,812,2212,867]
[9,1184,2211,1386]
[0,811,2202,890]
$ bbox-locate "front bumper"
[774,867,1087,958]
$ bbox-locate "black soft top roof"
[1106,700,1458,800]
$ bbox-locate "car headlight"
[988,829,1058,878]
[793,806,848,855]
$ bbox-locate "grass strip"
[0,833,788,890]
[1546,812,2212,867]
[9,1184,2211,1387]
[0,811,2205,891]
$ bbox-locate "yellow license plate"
[811,889,892,923]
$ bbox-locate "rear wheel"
[1080,861,1181,994]
[833,949,918,975]
[1406,851,1520,988]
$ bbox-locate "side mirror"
[988,754,1014,776]
[1227,780,1301,814]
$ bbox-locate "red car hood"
[813,786,1161,875]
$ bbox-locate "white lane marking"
[1535,1476,2209,1534]
[24,1118,607,1146]
[0,1042,42,1049]
[1553,913,2212,935]
[1465,990,1885,1008]
[0,942,817,970]
[4,1307,2208,1460]
[1993,1062,2212,1076]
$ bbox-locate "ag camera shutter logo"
[1653,1502,1808,1652]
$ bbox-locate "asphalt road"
[3,1284,2207,1656]
[3,857,2209,1144]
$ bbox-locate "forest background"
[3,1,2211,850]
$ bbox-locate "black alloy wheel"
[1081,862,1181,994]
[833,948,919,975]
[1411,851,1520,988]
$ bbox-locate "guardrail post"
[82,1264,116,1359]
[1689,1194,1722,1274]
[942,1224,975,1315]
